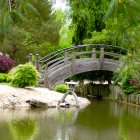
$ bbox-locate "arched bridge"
[34,44,127,89]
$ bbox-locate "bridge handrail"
[39,44,127,63]
[41,50,123,71]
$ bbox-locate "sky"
[53,0,67,11]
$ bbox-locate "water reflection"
[34,108,80,140]
[120,110,140,140]
[0,102,140,140]
[9,118,38,140]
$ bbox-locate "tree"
[67,0,110,44]
[104,0,140,50]
[105,0,140,93]
[0,0,61,63]
[55,9,74,49]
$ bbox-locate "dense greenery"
[67,0,110,44]
[10,63,39,88]
[0,0,61,64]
[0,73,9,83]
[106,0,140,94]
[53,84,68,93]
[55,9,74,49]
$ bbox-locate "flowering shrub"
[122,78,140,94]
[0,55,15,73]
[129,79,139,85]
[129,79,140,94]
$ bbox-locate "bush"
[0,73,9,83]
[6,68,16,83]
[53,84,68,93]
[0,55,15,73]
[10,63,39,88]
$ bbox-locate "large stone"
[26,99,48,108]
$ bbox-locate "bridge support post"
[64,52,68,65]
[35,54,40,71]
[28,53,33,63]
[71,52,76,74]
[44,64,50,88]
[99,48,104,70]
[92,48,96,59]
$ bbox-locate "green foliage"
[53,84,68,93]
[55,9,74,49]
[68,0,110,44]
[113,54,140,94]
[0,0,61,64]
[83,29,112,44]
[105,0,140,49]
[105,0,140,94]
[10,63,39,88]
[7,68,17,83]
[0,73,9,83]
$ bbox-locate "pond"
[0,101,140,140]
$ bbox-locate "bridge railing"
[39,44,125,63]
[40,44,126,69]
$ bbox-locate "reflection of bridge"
[31,44,126,88]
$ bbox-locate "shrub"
[0,55,15,73]
[10,63,39,88]
[53,84,68,93]
[0,73,9,83]
[6,68,16,83]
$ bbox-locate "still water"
[0,101,140,140]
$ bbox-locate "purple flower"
[129,79,139,85]
[0,55,15,73]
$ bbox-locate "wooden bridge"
[29,44,127,89]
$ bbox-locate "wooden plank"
[92,48,96,59]
[71,52,76,74]
[46,58,118,88]
[99,48,104,70]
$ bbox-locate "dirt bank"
[0,85,90,109]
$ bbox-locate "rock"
[26,99,48,108]
[59,102,70,108]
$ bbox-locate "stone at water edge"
[59,102,70,108]
[26,99,48,108]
